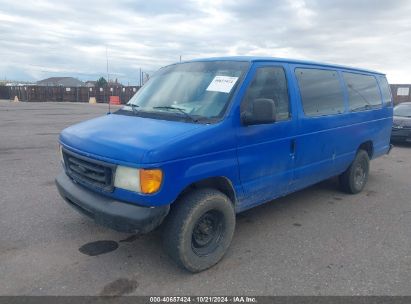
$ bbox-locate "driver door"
[236,62,297,210]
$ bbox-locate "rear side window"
[241,66,290,122]
[295,68,344,116]
[377,75,392,105]
[343,72,382,111]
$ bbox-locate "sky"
[0,0,410,85]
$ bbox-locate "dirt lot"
[0,101,410,295]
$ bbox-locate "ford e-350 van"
[56,57,393,272]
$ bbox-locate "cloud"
[0,0,410,84]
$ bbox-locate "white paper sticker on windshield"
[206,76,239,93]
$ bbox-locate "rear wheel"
[339,150,370,194]
[162,188,235,272]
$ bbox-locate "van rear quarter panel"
[291,109,392,190]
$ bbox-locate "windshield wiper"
[127,103,140,115]
[152,106,198,123]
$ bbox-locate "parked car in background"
[56,57,393,272]
[391,102,411,143]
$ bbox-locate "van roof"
[186,56,384,76]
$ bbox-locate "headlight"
[114,166,141,192]
[114,166,163,194]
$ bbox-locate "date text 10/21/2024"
[149,297,257,303]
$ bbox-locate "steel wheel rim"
[191,210,224,256]
[354,159,367,188]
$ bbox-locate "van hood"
[59,113,203,164]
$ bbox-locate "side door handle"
[290,139,296,158]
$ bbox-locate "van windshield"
[122,61,249,123]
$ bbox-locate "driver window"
[241,66,290,122]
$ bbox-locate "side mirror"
[242,98,276,125]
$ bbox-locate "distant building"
[390,84,411,105]
[85,81,97,87]
[37,77,85,87]
[108,78,123,87]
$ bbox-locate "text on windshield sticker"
[206,76,239,93]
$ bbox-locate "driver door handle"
[290,139,296,158]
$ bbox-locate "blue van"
[56,57,393,272]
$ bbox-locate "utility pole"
[106,46,110,84]
[106,46,110,110]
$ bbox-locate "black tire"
[339,150,370,194]
[162,188,235,272]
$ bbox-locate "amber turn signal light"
[140,169,163,194]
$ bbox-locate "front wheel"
[339,150,370,194]
[162,189,235,272]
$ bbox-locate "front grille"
[62,149,115,192]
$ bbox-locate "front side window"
[343,72,382,111]
[295,68,345,116]
[123,61,249,123]
[241,66,290,123]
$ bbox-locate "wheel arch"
[175,176,237,207]
[358,140,374,158]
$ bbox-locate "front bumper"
[55,172,170,233]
